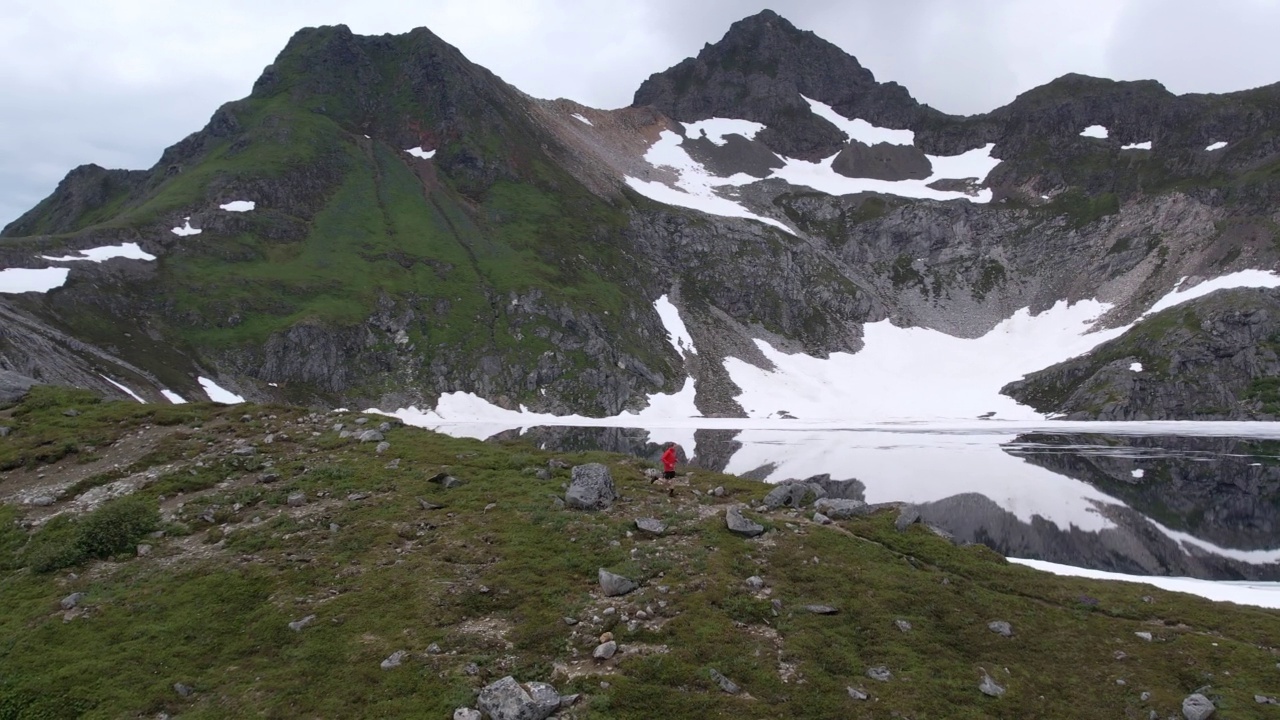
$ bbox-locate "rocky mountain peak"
[632,10,931,160]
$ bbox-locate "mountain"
[3,10,1280,419]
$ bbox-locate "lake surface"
[462,425,1280,583]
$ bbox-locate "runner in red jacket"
[661,443,678,479]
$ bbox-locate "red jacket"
[661,446,677,472]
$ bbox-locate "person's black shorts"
[663,470,676,479]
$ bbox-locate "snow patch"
[1145,270,1280,316]
[99,375,144,403]
[1080,125,1109,139]
[654,294,697,356]
[1132,469,1145,478]
[769,143,999,204]
[682,118,765,146]
[1010,558,1280,609]
[571,113,593,126]
[1122,141,1152,150]
[219,200,255,212]
[802,96,914,146]
[160,390,187,404]
[1130,362,1144,372]
[0,267,70,293]
[406,146,436,159]
[41,242,155,262]
[1205,141,1228,151]
[171,218,202,237]
[198,377,244,404]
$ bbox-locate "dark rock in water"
[979,673,1006,697]
[813,498,868,519]
[726,507,764,537]
[832,141,932,181]
[866,666,892,682]
[1181,693,1215,720]
[635,517,667,535]
[598,568,638,596]
[477,676,561,720]
[708,668,741,694]
[565,463,616,510]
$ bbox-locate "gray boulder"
[565,464,616,510]
[593,641,617,660]
[988,620,1014,637]
[0,426,11,437]
[635,517,666,535]
[380,650,407,669]
[763,481,825,509]
[979,673,1006,697]
[375,442,390,454]
[60,592,85,610]
[1182,693,1216,720]
[848,687,869,700]
[454,709,482,720]
[0,370,38,404]
[814,498,869,519]
[288,614,316,632]
[866,666,892,682]
[477,676,561,720]
[173,682,194,698]
[832,140,933,181]
[708,668,740,694]
[726,507,764,537]
[358,430,384,443]
[895,505,922,531]
[286,492,306,507]
[599,568,638,597]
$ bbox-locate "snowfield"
[406,146,436,159]
[171,218,202,237]
[0,267,70,294]
[41,242,155,262]
[198,377,244,404]
[219,200,255,212]
[1079,125,1109,139]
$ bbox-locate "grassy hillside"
[2,388,1279,718]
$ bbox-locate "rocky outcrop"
[1003,287,1280,419]
[2,164,147,238]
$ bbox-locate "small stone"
[173,683,194,698]
[329,523,340,533]
[258,472,281,484]
[711,486,725,497]
[263,434,275,444]
[380,650,408,670]
[231,445,257,456]
[635,517,666,535]
[136,544,153,557]
[847,687,868,701]
[417,498,443,510]
[1181,693,1215,720]
[593,641,617,660]
[558,693,580,708]
[378,422,392,432]
[1134,631,1153,641]
[599,632,614,643]
[866,666,892,682]
[563,617,579,626]
[599,568,638,596]
[60,592,85,610]
[332,423,344,432]
[813,498,868,519]
[1141,691,1151,701]
[375,442,390,454]
[286,492,306,507]
[636,610,649,620]
[726,507,764,537]
[357,430,384,443]
[0,426,10,437]
[453,709,482,720]
[708,668,740,694]
[895,619,912,632]
[1256,695,1279,705]
[464,662,479,676]
[385,458,401,469]
[988,620,1014,637]
[427,643,441,654]
[979,672,1006,697]
[813,512,832,525]
[602,607,616,616]
[29,495,55,507]
[63,408,80,417]
[347,492,370,501]
[803,605,839,615]
[339,430,352,439]
[745,575,765,591]
[288,614,316,631]
[355,417,369,425]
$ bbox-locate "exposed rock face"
[566,464,616,510]
[831,141,932,181]
[0,370,39,404]
[1003,287,1280,420]
[3,164,147,237]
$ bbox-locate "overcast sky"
[3,0,1280,228]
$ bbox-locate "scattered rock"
[988,620,1014,637]
[173,683,194,698]
[347,492,370,501]
[763,481,824,509]
[725,507,764,537]
[745,576,766,591]
[599,632,613,643]
[426,643,442,654]
[1141,691,1151,701]
[258,472,281,484]
[812,512,832,525]
[385,459,401,469]
[136,544,153,557]
[1182,693,1215,720]
[565,464,616,510]
[847,687,868,701]
[558,693,579,709]
[866,666,892,682]
[593,641,617,660]
[803,605,839,615]
[378,422,392,432]
[548,458,570,470]
[1135,631,1153,641]
[894,619,912,632]
[894,505,922,531]
[708,668,740,694]
[357,430,384,443]
[380,650,408,670]
[417,498,443,510]
[375,442,390,454]
[635,517,666,535]
[979,673,1006,697]
[1256,695,1279,705]
[60,592,85,610]
[428,473,465,489]
[477,676,561,720]
[288,614,316,631]
[453,709,482,720]
[599,568,638,597]
[231,445,257,456]
[711,486,725,497]
[63,408,80,417]
[28,495,55,507]
[813,498,868,519]
[0,426,10,437]
[286,492,306,508]
[354,417,369,425]
[563,617,579,626]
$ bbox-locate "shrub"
[74,495,159,560]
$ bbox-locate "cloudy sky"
[3,0,1280,228]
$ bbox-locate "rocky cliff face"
[2,11,1279,417]
[1003,287,1280,419]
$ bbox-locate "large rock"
[565,464,616,510]
[477,676,560,720]
[726,507,764,537]
[1181,693,1216,720]
[831,141,933,181]
[0,370,38,405]
[813,498,869,519]
[763,480,826,509]
[598,568,638,596]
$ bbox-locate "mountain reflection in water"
[481,426,1280,582]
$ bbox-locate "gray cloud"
[2,0,1278,228]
